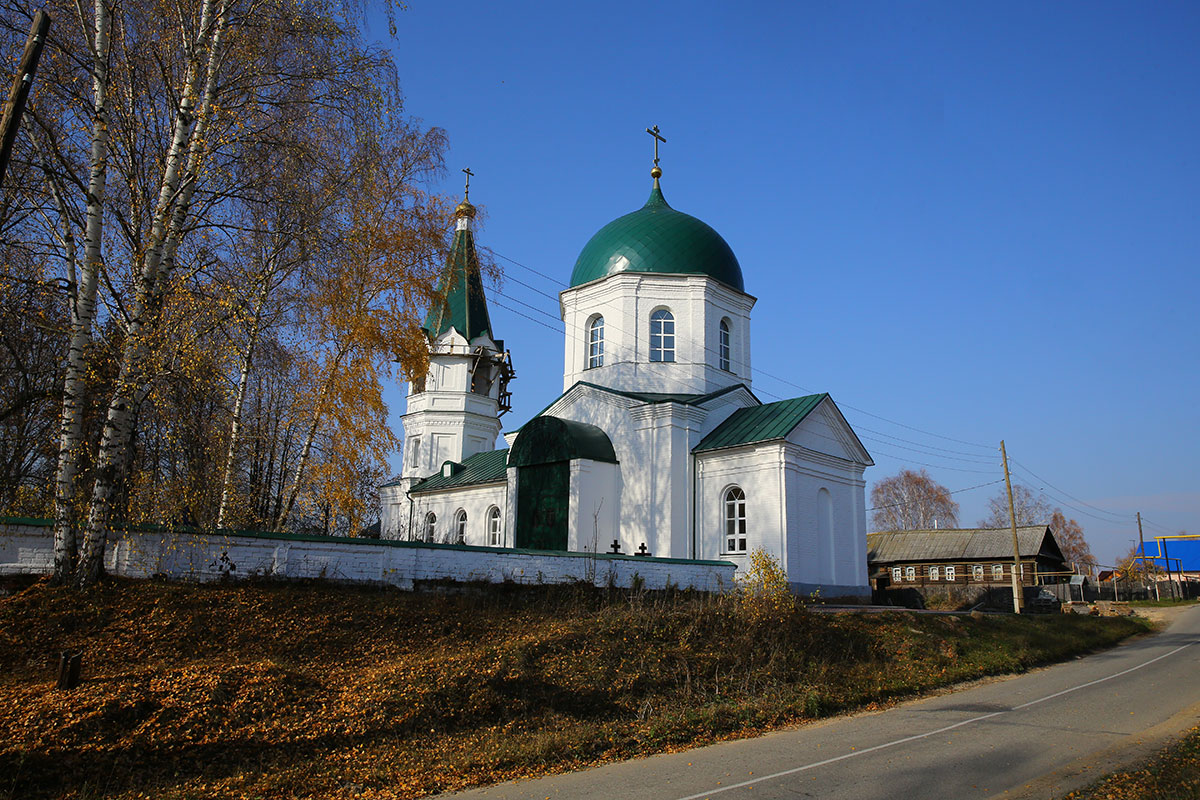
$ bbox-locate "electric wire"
[1010,458,1130,523]
[484,244,998,456]
[867,478,1006,513]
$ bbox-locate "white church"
[380,150,874,597]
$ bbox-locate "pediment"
[786,397,873,466]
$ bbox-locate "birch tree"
[870,468,959,531]
[4,0,450,584]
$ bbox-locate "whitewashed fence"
[0,518,735,592]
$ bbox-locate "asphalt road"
[446,606,1200,800]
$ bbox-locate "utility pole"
[0,10,51,190]
[1000,440,1023,613]
[1137,511,1157,601]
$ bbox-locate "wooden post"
[1138,512,1158,601]
[0,10,51,190]
[1000,440,1023,613]
[55,650,81,689]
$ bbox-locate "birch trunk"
[216,276,269,529]
[75,0,231,587]
[272,346,347,532]
[50,0,111,584]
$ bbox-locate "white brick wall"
[0,520,735,593]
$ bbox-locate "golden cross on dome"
[645,126,666,168]
[462,167,474,200]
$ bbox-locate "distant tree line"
[0,0,459,586]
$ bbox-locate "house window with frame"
[992,564,1004,580]
[650,309,675,362]
[723,486,746,552]
[905,566,916,581]
[973,565,984,581]
[453,509,467,544]
[423,512,436,543]
[488,506,502,546]
[929,565,940,581]
[719,318,731,371]
[946,565,956,581]
[587,316,604,369]
[891,567,902,583]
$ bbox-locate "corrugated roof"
[409,449,509,494]
[866,527,1061,563]
[693,393,827,452]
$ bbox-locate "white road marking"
[673,639,1197,800]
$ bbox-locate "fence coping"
[0,517,734,568]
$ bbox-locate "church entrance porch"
[515,463,569,550]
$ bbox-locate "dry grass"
[1064,724,1200,800]
[0,576,1150,800]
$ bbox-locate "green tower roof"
[569,182,744,291]
[423,219,493,342]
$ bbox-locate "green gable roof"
[408,448,509,494]
[569,183,745,292]
[423,225,493,342]
[508,416,618,467]
[694,394,828,452]
[508,382,757,436]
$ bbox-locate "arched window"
[423,512,436,543]
[587,316,604,369]
[724,486,746,552]
[453,509,467,544]
[718,318,731,371]
[488,506,503,546]
[650,309,675,362]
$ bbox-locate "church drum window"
[453,509,467,544]
[724,486,746,553]
[423,512,436,543]
[488,506,502,546]
[408,436,422,469]
[719,318,731,371]
[587,316,604,369]
[650,309,675,363]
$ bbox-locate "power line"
[482,244,998,463]
[1009,458,1130,523]
[867,478,1005,512]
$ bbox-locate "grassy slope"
[0,578,1149,800]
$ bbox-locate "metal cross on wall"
[645,125,666,167]
[462,167,474,200]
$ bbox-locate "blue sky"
[368,1,1199,565]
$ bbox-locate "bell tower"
[398,172,513,489]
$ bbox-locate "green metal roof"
[408,448,509,494]
[508,416,618,467]
[423,225,493,341]
[508,381,757,436]
[693,393,827,452]
[569,183,745,291]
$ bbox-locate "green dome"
[569,184,744,292]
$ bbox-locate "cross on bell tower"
[462,166,474,200]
